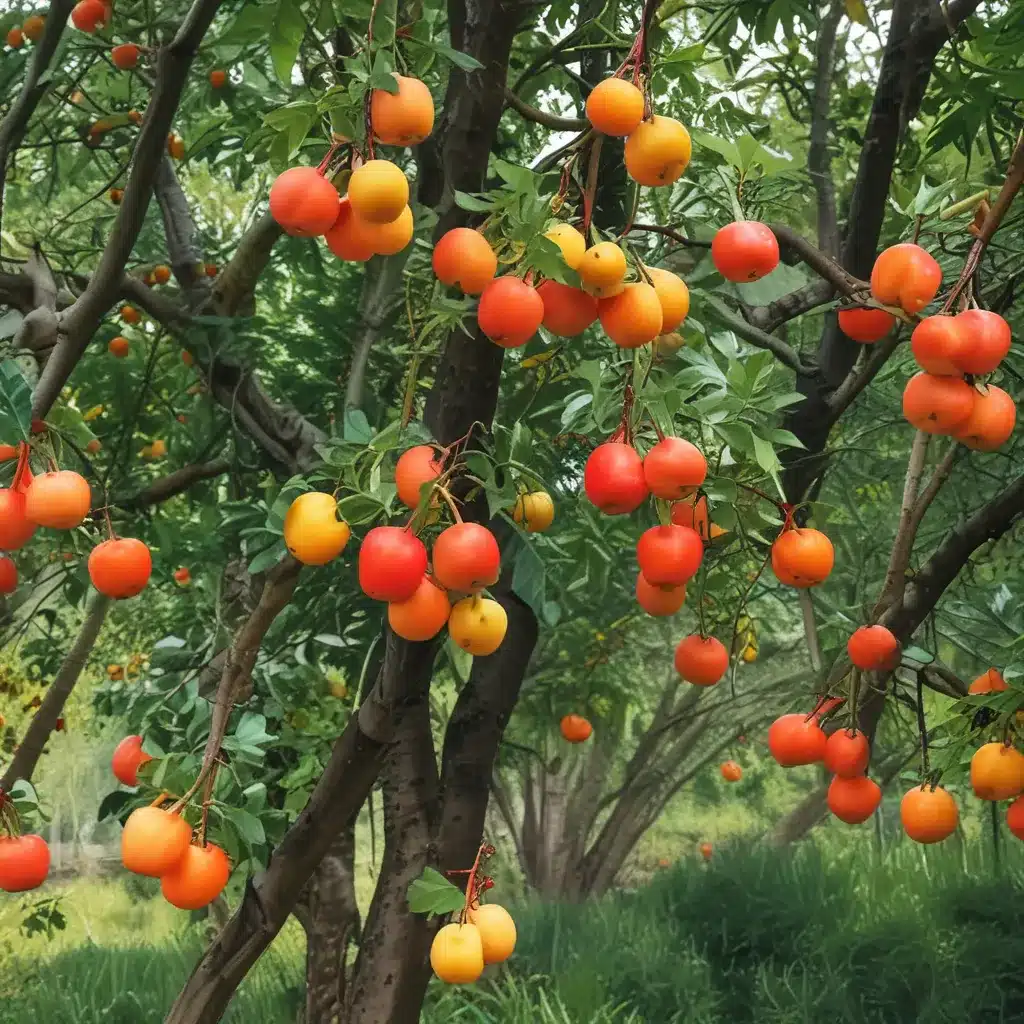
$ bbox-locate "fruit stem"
[198,762,219,847]
[12,441,29,491]
[149,791,171,808]
[581,134,604,236]
[169,759,217,816]
[914,670,930,776]
[459,841,492,920]
[736,480,790,515]
[433,484,463,524]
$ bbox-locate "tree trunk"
[298,827,360,1024]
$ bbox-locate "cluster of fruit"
[0,444,152,600]
[430,902,517,984]
[4,11,45,48]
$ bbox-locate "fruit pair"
[910,310,1011,376]
[903,375,1015,451]
[430,903,517,984]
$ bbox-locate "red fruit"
[827,775,882,824]
[358,526,428,602]
[720,760,742,782]
[711,221,780,283]
[910,316,965,375]
[953,308,1012,375]
[209,69,227,89]
[431,522,501,593]
[477,277,544,348]
[635,572,685,616]
[837,307,896,344]
[432,228,497,295]
[1008,795,1024,841]
[823,729,870,777]
[71,0,107,33]
[111,735,152,786]
[902,373,976,434]
[395,445,442,509]
[0,555,16,594]
[953,384,1016,452]
[0,835,50,892]
[324,198,376,262]
[642,437,706,500]
[636,525,703,587]
[560,714,593,743]
[583,442,648,515]
[269,167,340,237]
[24,470,92,529]
[0,488,36,550]
[870,243,942,315]
[537,280,598,337]
[846,625,899,671]
[161,843,231,910]
[771,528,834,588]
[768,713,827,766]
[674,634,728,686]
[111,43,139,70]
[87,538,152,598]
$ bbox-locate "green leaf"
[368,51,400,93]
[689,129,741,168]
[270,0,306,84]
[901,645,935,665]
[512,541,546,617]
[910,176,958,216]
[0,360,32,442]
[343,408,374,443]
[453,190,496,213]
[248,539,286,575]
[407,866,466,916]
[409,37,484,72]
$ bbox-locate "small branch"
[906,441,958,538]
[827,328,903,417]
[701,293,813,375]
[502,87,587,131]
[799,591,822,673]
[629,223,712,249]
[117,458,230,509]
[807,0,844,257]
[769,223,866,298]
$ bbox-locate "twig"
[700,293,813,375]
[502,87,587,131]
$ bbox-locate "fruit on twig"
[388,575,451,642]
[598,283,663,348]
[71,0,107,33]
[111,734,152,786]
[283,493,351,565]
[0,489,37,550]
[635,572,685,616]
[823,729,870,777]
[967,668,1007,694]
[432,523,501,592]
[902,373,975,434]
[970,742,1024,801]
[121,807,191,877]
[148,439,167,459]
[699,842,713,861]
[161,843,231,909]
[637,525,703,587]
[432,228,497,294]
[953,308,1011,375]
[537,280,597,337]
[24,470,91,529]
[768,713,827,766]
[585,77,644,136]
[173,567,191,586]
[671,493,710,542]
[325,198,376,262]
[560,713,592,743]
[395,445,442,509]
[270,167,340,237]
[584,441,648,515]
[370,74,434,145]
[448,596,508,655]
[430,922,484,984]
[111,43,139,69]
[477,277,544,347]
[642,437,706,500]
[900,785,959,844]
[0,556,17,594]
[512,490,555,533]
[348,160,409,224]
[827,775,881,823]
[209,69,227,88]
[359,205,415,256]
[577,241,626,297]
[358,526,428,602]
[468,903,517,963]
[87,538,152,598]
[153,264,171,284]
[7,27,24,47]
[720,760,742,782]
[121,305,140,324]
[711,221,780,282]
[645,267,690,332]
[771,527,834,588]
[870,243,941,314]
[846,625,899,671]
[624,115,691,186]
[167,134,185,160]
[674,634,728,686]
[952,384,1016,452]
[544,223,587,269]
[0,835,50,892]
[837,307,895,344]
[108,336,129,361]
[910,316,964,375]
[23,15,45,41]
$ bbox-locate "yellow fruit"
[577,242,626,291]
[149,439,167,458]
[654,331,686,354]
[347,160,409,225]
[468,903,517,963]
[625,116,692,187]
[585,77,645,136]
[430,922,485,984]
[544,223,586,269]
[646,267,690,332]
[512,491,555,532]
[283,493,351,566]
[448,596,508,656]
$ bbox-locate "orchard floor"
[2,838,1023,1024]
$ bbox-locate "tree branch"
[808,1,844,257]
[701,293,813,374]
[154,155,204,294]
[503,86,587,131]
[117,458,230,509]
[827,328,904,417]
[629,223,712,249]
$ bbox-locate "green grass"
[2,838,1022,1023]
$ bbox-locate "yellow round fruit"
[577,242,627,291]
[283,492,351,565]
[512,491,554,532]
[625,116,692,187]
[544,223,586,269]
[468,903,517,963]
[448,596,508,656]
[430,922,485,984]
[646,267,690,332]
[347,160,409,225]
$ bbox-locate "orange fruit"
[1007,795,1024,841]
[837,307,896,344]
[577,242,626,293]
[823,729,870,777]
[121,305,140,324]
[953,308,1011,375]
[771,527,834,588]
[635,571,686,616]
[712,221,780,283]
[448,596,508,656]
[720,760,742,782]
[537,280,597,337]
[120,807,191,876]
[598,283,663,347]
[108,336,129,357]
[560,713,593,743]
[674,634,728,686]
[671,494,710,541]
[846,625,899,671]
[477,277,543,348]
[512,491,554,533]
[7,27,24,47]
[153,264,171,284]
[283,493,351,565]
[270,167,340,237]
[952,384,1015,452]
[430,923,484,984]
[395,444,442,508]
[167,133,186,160]
[24,470,91,529]
[900,785,958,844]
[111,43,139,70]
[161,843,231,909]
[110,185,124,203]
[968,668,1007,694]
[387,575,450,642]
[624,115,691,186]
[902,373,975,434]
[585,77,644,136]
[870,243,942,314]
[71,0,107,33]
[970,742,1024,801]
[827,775,881,823]
[0,555,17,595]
[643,437,706,500]
[87,538,152,598]
[209,69,227,88]
[0,489,37,550]
[355,205,414,256]
[370,74,434,146]
[347,160,409,225]
[432,227,497,294]
[910,315,965,375]
[111,735,152,786]
[467,904,516,963]
[324,198,376,262]
[646,267,689,331]
[23,15,46,42]
[768,713,827,766]
[431,522,500,593]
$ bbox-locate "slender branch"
[700,293,813,374]
[769,223,866,297]
[906,441,958,538]
[799,591,822,673]
[629,223,712,249]
[827,328,903,417]
[503,87,587,131]
[807,0,844,257]
[117,458,230,509]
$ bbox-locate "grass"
[3,836,1022,1023]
